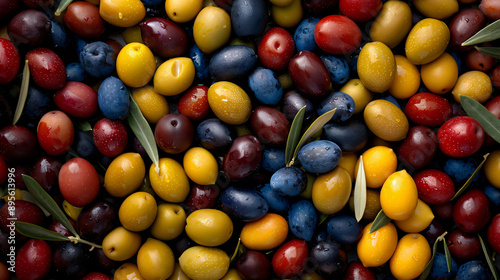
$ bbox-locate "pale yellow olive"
[102,226,142,261]
[405,18,450,65]
[167,263,191,280]
[339,79,373,114]
[185,209,233,247]
[119,191,158,232]
[452,70,493,103]
[413,0,459,19]
[150,203,186,241]
[369,0,412,48]
[221,268,244,280]
[179,246,230,280]
[357,42,396,93]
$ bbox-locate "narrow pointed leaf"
[460,95,500,144]
[443,237,452,273]
[230,238,242,262]
[451,153,489,201]
[22,174,78,236]
[127,94,160,174]
[369,209,391,233]
[15,221,70,242]
[419,238,439,280]
[318,213,330,226]
[291,108,336,164]
[55,0,74,16]
[12,60,30,125]
[354,155,367,222]
[476,46,500,59]
[285,106,306,166]
[462,19,500,46]
[478,234,499,280]
[76,121,92,132]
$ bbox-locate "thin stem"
[68,236,102,251]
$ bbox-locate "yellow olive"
[405,18,450,65]
[380,170,418,221]
[240,213,288,251]
[354,146,397,189]
[114,262,145,280]
[132,85,169,124]
[122,25,143,44]
[337,152,358,180]
[390,233,431,280]
[271,0,303,28]
[149,158,190,203]
[484,150,500,188]
[183,147,218,185]
[389,55,420,99]
[221,268,244,280]
[193,6,231,54]
[102,226,142,261]
[116,42,156,88]
[312,166,352,215]
[452,70,493,103]
[421,52,459,94]
[357,42,396,93]
[185,209,233,247]
[137,238,175,280]
[357,222,398,267]
[165,0,203,23]
[394,199,434,233]
[167,263,191,280]
[179,246,230,280]
[119,191,158,232]
[413,0,459,19]
[370,0,412,48]
[208,81,252,125]
[99,0,145,27]
[363,99,409,142]
[154,57,195,96]
[104,152,146,197]
[269,0,294,6]
[150,203,186,241]
[62,200,82,221]
[339,79,373,114]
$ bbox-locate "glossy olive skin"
[288,51,332,99]
[282,90,315,121]
[26,48,66,90]
[447,228,481,260]
[140,17,187,58]
[453,189,491,233]
[236,250,272,280]
[64,1,105,39]
[250,106,290,146]
[155,113,194,154]
[0,125,37,162]
[30,156,62,193]
[449,9,485,51]
[397,126,438,170]
[7,9,50,47]
[223,135,262,181]
[52,242,90,278]
[404,92,453,127]
[15,239,52,280]
[220,186,269,222]
[186,185,221,212]
[77,201,116,241]
[0,200,45,234]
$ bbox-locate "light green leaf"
[22,175,78,237]
[478,233,500,280]
[461,95,500,144]
[290,108,336,165]
[419,237,440,280]
[127,94,160,175]
[451,153,489,201]
[12,60,30,125]
[354,155,366,222]
[230,238,246,263]
[369,209,391,233]
[443,237,452,273]
[76,121,92,132]
[15,221,70,242]
[462,19,500,46]
[55,0,74,16]
[476,46,500,59]
[285,106,306,166]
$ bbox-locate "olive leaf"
[12,60,30,125]
[318,213,330,226]
[419,236,440,280]
[475,46,500,59]
[354,155,366,222]
[478,233,500,280]
[461,95,500,144]
[369,209,391,233]
[55,0,74,16]
[230,238,246,263]
[76,121,92,132]
[462,19,500,46]
[285,106,306,166]
[15,221,70,242]
[128,94,160,175]
[451,153,489,201]
[443,237,452,273]
[22,175,78,237]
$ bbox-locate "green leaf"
[76,121,92,132]
[15,221,70,242]
[55,0,74,16]
[290,108,337,165]
[462,19,500,46]
[22,175,78,237]
[230,238,246,263]
[451,153,489,201]
[419,237,440,280]
[127,94,160,175]
[476,46,500,59]
[318,213,330,226]
[285,106,306,166]
[461,95,500,144]
[354,155,366,222]
[369,209,391,233]
[478,233,500,280]
[443,237,452,273]
[12,60,30,125]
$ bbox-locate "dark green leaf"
[128,94,160,175]
[22,175,78,236]
[55,0,73,16]
[354,155,366,222]
[462,19,500,46]
[369,209,391,233]
[15,221,70,241]
[76,121,92,132]
[285,106,306,166]
[451,153,489,201]
[443,237,452,273]
[476,46,500,59]
[291,108,337,165]
[478,233,499,280]
[318,213,330,226]
[12,60,30,125]
[419,237,439,280]
[461,95,500,144]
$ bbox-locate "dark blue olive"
[142,0,163,7]
[323,117,368,153]
[190,44,209,80]
[282,90,315,121]
[326,215,360,245]
[270,166,307,197]
[297,140,341,174]
[320,55,350,86]
[294,17,320,52]
[288,200,317,241]
[231,0,268,38]
[456,260,491,280]
[197,118,233,150]
[261,148,286,173]
[317,91,355,123]
[219,186,269,222]
[74,130,97,159]
[258,184,290,212]
[75,36,88,59]
[79,41,116,79]
[430,252,458,279]
[450,51,464,74]
[24,86,51,121]
[248,67,282,105]
[97,76,130,120]
[209,45,257,82]
[483,185,500,208]
[66,62,86,82]
[444,157,481,185]
[49,20,70,50]
[310,239,346,277]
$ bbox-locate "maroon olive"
[0,0,20,21]
[30,156,63,193]
[422,219,446,244]
[154,113,194,154]
[433,201,454,219]
[492,65,500,90]
[77,201,116,241]
[7,9,50,47]
[186,185,220,212]
[343,261,377,280]
[465,46,495,72]
[15,239,52,280]
[0,200,45,234]
[22,0,52,8]
[447,228,481,260]
[223,135,262,181]
[94,248,119,272]
[250,106,290,146]
[453,189,491,233]
[236,250,272,280]
[49,220,75,237]
[0,125,37,162]
[449,9,486,51]
[12,165,29,190]
[140,17,188,58]
[397,126,438,170]
[93,119,128,158]
[302,0,339,16]
[282,90,315,121]
[64,1,105,39]
[54,81,99,118]
[288,51,332,99]
[404,92,453,127]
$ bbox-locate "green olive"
[363,99,409,142]
[405,18,450,65]
[369,0,412,48]
[185,209,233,247]
[193,6,231,53]
[452,70,493,103]
[357,42,396,93]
